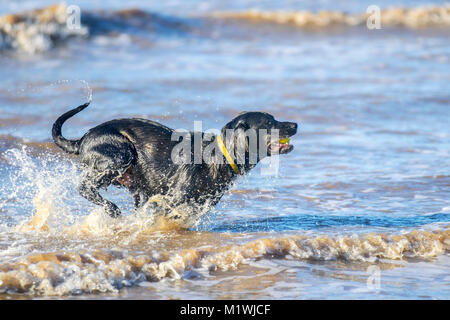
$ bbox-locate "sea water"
[0,1,449,299]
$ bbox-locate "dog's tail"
[52,101,90,154]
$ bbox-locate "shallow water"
[0,1,449,299]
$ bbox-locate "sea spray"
[2,4,450,54]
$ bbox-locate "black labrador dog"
[52,102,297,218]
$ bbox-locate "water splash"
[0,147,449,296]
[0,225,448,295]
[52,79,93,104]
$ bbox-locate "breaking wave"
[0,223,448,295]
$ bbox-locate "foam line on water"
[0,225,448,295]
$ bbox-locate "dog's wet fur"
[52,102,298,218]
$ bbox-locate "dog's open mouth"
[268,137,294,154]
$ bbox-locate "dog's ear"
[234,119,253,164]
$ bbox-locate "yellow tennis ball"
[279,138,290,144]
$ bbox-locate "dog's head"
[221,112,298,169]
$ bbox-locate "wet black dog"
[52,102,297,217]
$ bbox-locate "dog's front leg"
[78,171,121,218]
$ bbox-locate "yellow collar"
[216,135,240,174]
